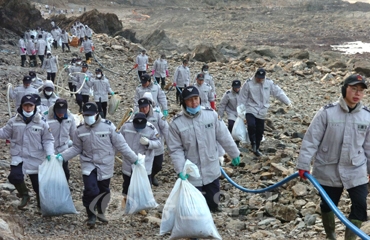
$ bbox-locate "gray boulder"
[192,44,227,63]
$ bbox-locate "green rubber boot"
[345,219,362,240]
[14,182,30,210]
[321,211,336,240]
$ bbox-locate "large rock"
[141,29,177,51]
[54,9,123,36]
[254,49,276,58]
[265,202,298,222]
[354,61,370,77]
[0,0,49,35]
[114,29,140,43]
[289,50,309,60]
[192,44,227,63]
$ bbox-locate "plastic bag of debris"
[38,155,77,216]
[124,153,158,214]
[231,116,249,144]
[69,37,79,47]
[108,94,121,115]
[160,160,222,240]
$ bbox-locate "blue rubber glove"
[46,155,51,161]
[55,153,64,162]
[111,91,115,96]
[178,172,189,180]
[231,156,240,166]
[43,111,48,115]
[84,76,89,82]
[134,160,138,165]
[163,110,168,117]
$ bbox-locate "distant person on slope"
[133,74,168,117]
[18,35,26,67]
[172,59,190,104]
[41,51,58,83]
[151,54,169,90]
[134,49,149,78]
[218,79,241,134]
[86,68,114,118]
[80,36,94,63]
[238,68,291,156]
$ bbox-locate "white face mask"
[23,110,33,117]
[45,91,53,96]
[203,71,209,74]
[96,74,102,78]
[84,115,96,125]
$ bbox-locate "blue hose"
[220,168,299,193]
[305,173,370,240]
[220,168,370,239]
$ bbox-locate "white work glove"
[287,103,293,108]
[219,156,225,166]
[140,137,149,146]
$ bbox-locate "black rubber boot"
[96,205,108,224]
[254,141,263,156]
[14,182,30,210]
[152,175,159,186]
[86,207,96,228]
[251,142,257,153]
[322,211,336,240]
[36,193,40,208]
[254,149,263,157]
[345,219,362,240]
[161,84,165,90]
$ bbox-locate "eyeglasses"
[349,86,366,94]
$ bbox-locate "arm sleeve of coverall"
[271,81,291,105]
[157,86,168,111]
[158,113,169,143]
[41,122,55,156]
[173,68,179,85]
[167,122,186,174]
[215,113,240,159]
[363,122,370,175]
[238,81,249,106]
[0,120,14,139]
[60,130,83,161]
[296,108,327,171]
[217,93,228,118]
[146,127,162,150]
[69,116,77,139]
[112,125,137,164]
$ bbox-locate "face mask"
[203,70,209,74]
[186,105,201,115]
[47,54,51,58]
[96,74,102,78]
[45,91,53,96]
[76,61,81,65]
[84,115,96,125]
[23,110,33,118]
[135,128,143,132]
